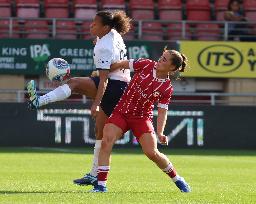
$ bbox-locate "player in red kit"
[90,49,191,193]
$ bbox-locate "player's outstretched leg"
[26,80,72,110]
[26,77,96,110]
[27,80,39,109]
[139,133,191,193]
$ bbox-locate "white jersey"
[93,29,130,82]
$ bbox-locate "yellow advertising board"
[180,41,256,78]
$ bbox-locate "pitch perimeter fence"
[0,103,255,149]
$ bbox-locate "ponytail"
[179,54,188,72]
[166,50,189,72]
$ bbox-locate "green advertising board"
[0,39,177,76]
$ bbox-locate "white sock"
[38,84,71,107]
[89,140,102,177]
[172,175,180,182]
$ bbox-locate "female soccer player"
[26,10,131,186]
[91,49,191,193]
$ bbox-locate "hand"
[91,103,100,119]
[157,134,169,146]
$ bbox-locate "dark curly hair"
[96,10,132,35]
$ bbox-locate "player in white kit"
[26,10,132,186]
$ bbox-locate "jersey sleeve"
[129,58,153,73]
[95,48,113,70]
[157,86,173,110]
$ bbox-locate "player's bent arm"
[110,60,130,72]
[156,107,168,136]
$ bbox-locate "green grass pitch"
[0,147,255,204]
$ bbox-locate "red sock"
[97,166,110,187]
[162,163,178,181]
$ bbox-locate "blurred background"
[0,0,256,149]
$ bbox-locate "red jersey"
[112,58,173,119]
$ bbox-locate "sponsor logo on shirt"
[153,91,160,98]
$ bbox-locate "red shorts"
[107,112,155,139]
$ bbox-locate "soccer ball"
[46,58,71,82]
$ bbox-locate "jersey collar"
[153,68,169,82]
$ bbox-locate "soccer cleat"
[175,177,191,193]
[89,185,107,193]
[73,173,97,186]
[27,80,39,110]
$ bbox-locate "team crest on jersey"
[153,91,160,97]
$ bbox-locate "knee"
[67,78,79,92]
[100,124,120,151]
[101,135,114,151]
[144,149,160,162]
[101,133,115,151]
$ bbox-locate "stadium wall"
[0,103,255,149]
